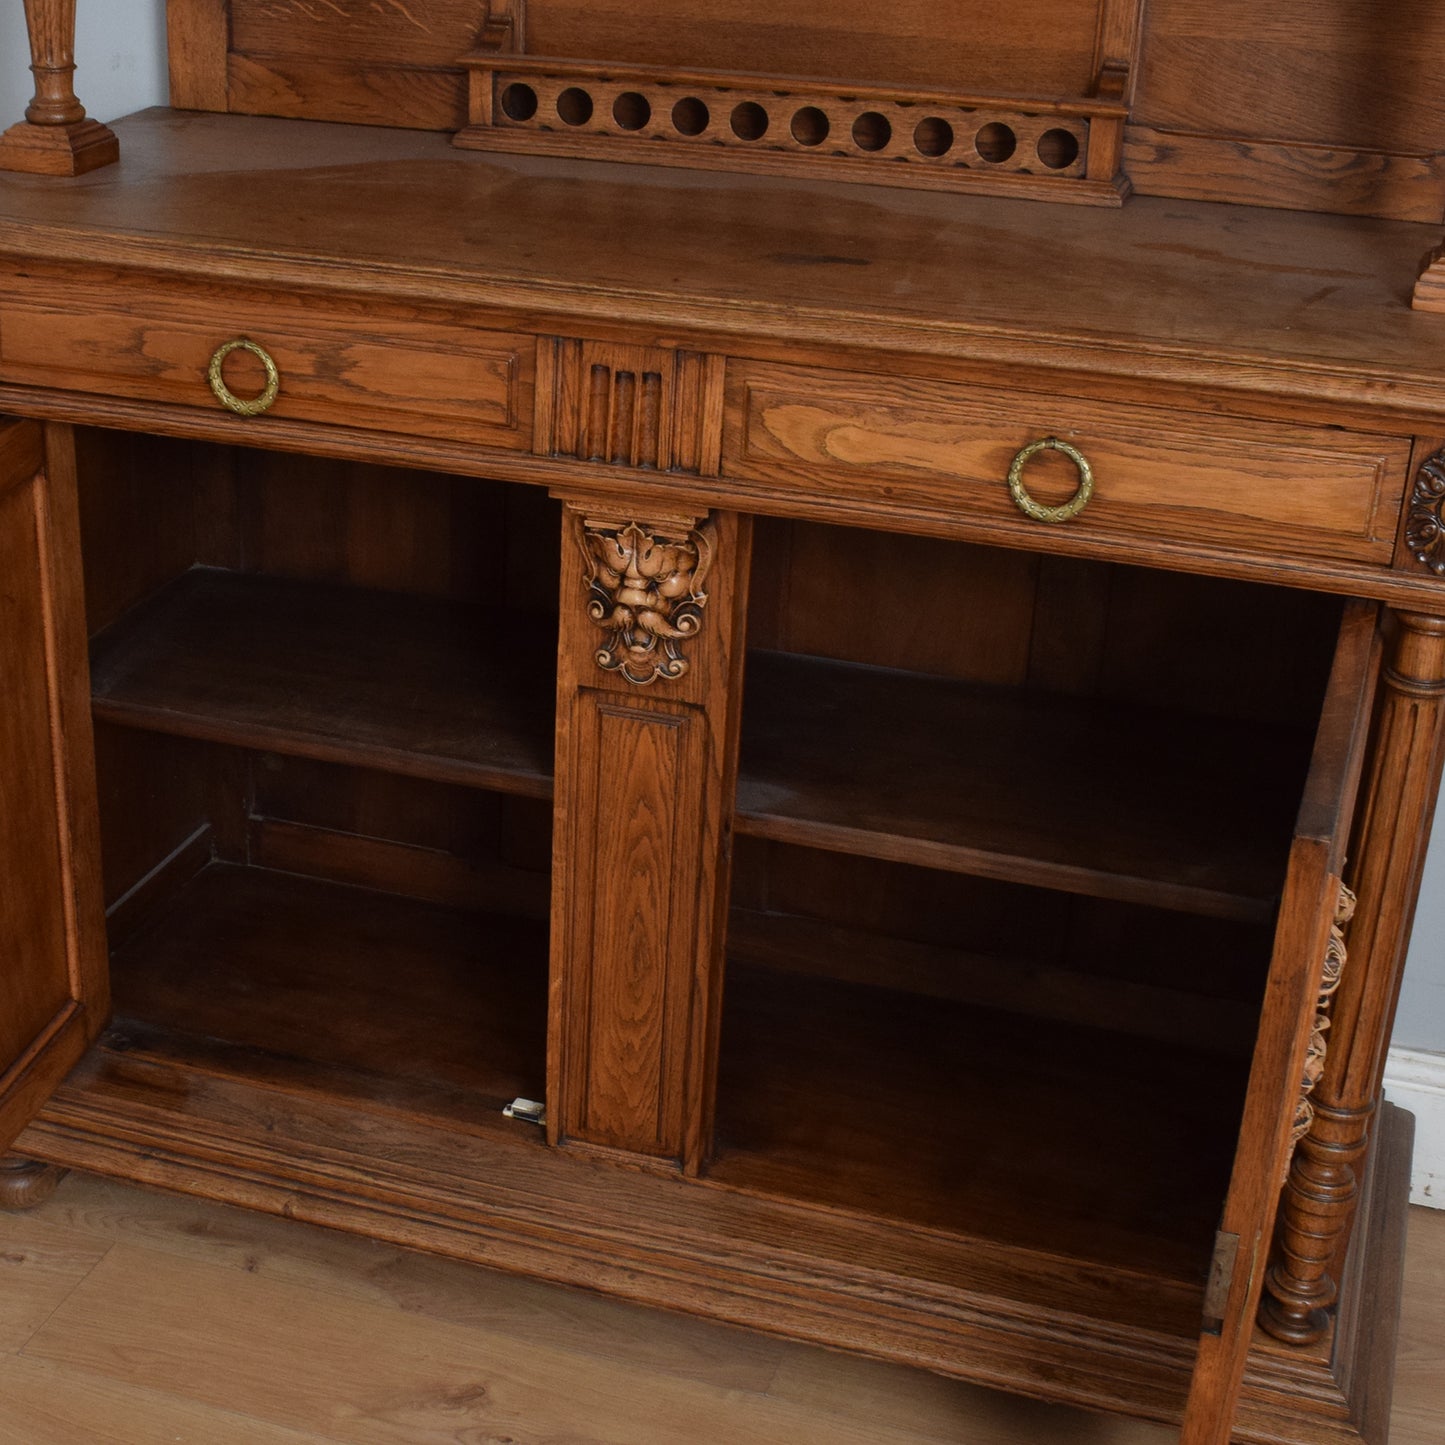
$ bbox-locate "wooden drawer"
[724,362,1411,567]
[0,273,534,450]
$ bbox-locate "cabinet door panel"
[0,419,107,1154]
[1180,599,1379,1444]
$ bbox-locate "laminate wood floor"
[0,1171,1440,1444]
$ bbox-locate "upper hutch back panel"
[171,0,1445,220]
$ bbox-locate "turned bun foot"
[0,1156,68,1211]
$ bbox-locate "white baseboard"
[1384,1047,1445,1208]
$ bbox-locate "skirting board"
[1384,1046,1445,1208]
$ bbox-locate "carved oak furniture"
[2,3,1444,1443]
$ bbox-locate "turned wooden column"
[1260,611,1445,1342]
[0,0,119,176]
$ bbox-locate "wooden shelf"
[710,960,1248,1281]
[90,568,557,797]
[735,651,1312,921]
[109,862,549,1122]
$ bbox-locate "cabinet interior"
[75,429,1347,1294]
[716,516,1345,1279]
[79,428,559,1133]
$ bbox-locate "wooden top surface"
[3,110,1445,418]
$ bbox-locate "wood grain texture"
[1134,1,1445,155]
[17,1049,1210,1418]
[107,863,548,1123]
[550,503,750,1168]
[7,1172,1443,1445]
[726,360,1411,568]
[9,115,1445,432]
[0,17,1439,1440]
[1125,127,1445,224]
[167,0,230,113]
[454,63,1123,206]
[16,1242,973,1445]
[0,272,535,450]
[0,1354,332,1445]
[711,961,1246,1279]
[536,340,724,475]
[1264,613,1445,1344]
[0,420,106,1156]
[0,1206,103,1356]
[0,1158,68,1214]
[88,568,557,798]
[735,649,1312,921]
[19,1171,784,1395]
[10,1082,1426,1444]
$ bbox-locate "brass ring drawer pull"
[207,338,280,417]
[1007,436,1094,523]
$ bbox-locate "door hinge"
[1202,1230,1241,1336]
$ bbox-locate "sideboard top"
[3,110,1445,422]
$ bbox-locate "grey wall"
[1395,829,1445,1050]
[3,1,1444,1053]
[2,2,167,126]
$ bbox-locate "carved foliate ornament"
[581,517,714,685]
[1406,449,1445,575]
[1286,882,1357,1158]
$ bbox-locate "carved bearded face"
[590,524,698,637]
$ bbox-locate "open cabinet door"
[0,418,107,1156]
[1179,600,1380,1444]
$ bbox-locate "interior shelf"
[89,568,557,797]
[710,959,1248,1281]
[107,862,549,1123]
[734,650,1313,921]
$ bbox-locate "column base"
[0,117,118,176]
[1413,245,1445,312]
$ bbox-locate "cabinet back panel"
[222,451,560,611]
[77,434,560,631]
[253,755,552,879]
[76,430,207,635]
[170,1,1445,217]
[749,516,1341,727]
[94,726,243,925]
[1135,1,1445,154]
[733,837,1270,1014]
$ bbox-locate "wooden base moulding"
[0,118,118,176]
[11,1049,1415,1445]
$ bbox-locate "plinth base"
[1236,1101,1415,1445]
[0,117,118,176]
[1413,246,1445,312]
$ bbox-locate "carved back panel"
[167,0,1445,219]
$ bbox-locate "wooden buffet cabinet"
[3,3,1445,1442]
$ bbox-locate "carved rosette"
[1406,449,1445,575]
[1285,882,1357,1165]
[581,516,714,685]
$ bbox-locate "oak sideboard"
[3,4,1445,1442]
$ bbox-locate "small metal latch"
[504,1097,547,1126]
[1201,1230,1241,1335]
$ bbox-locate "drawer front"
[0,276,534,450]
[725,362,1410,566]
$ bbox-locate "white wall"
[2,1,1445,1056]
[1,0,168,126]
